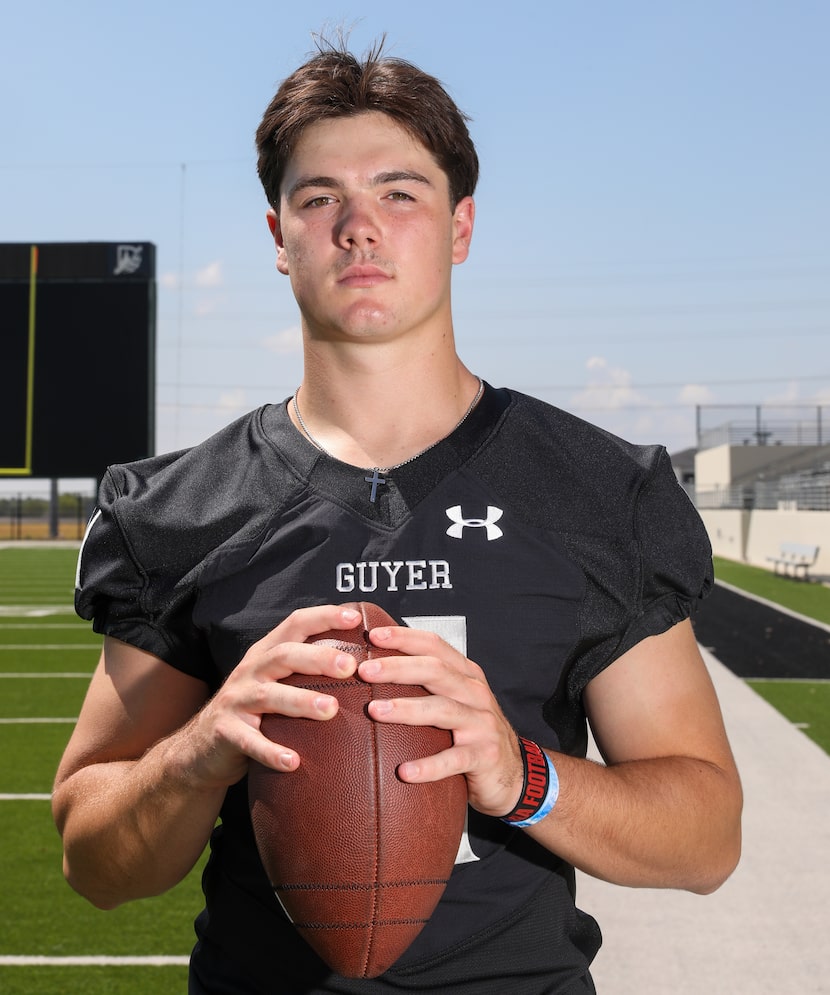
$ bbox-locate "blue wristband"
[501,737,559,828]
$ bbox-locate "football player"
[55,38,741,995]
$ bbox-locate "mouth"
[336,265,391,289]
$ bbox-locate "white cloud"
[567,357,701,451]
[262,325,303,355]
[761,380,830,406]
[570,356,653,412]
[677,383,715,405]
[195,261,223,287]
[218,389,248,412]
[159,263,222,289]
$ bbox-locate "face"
[268,111,474,344]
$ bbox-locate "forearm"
[53,725,226,909]
[54,607,369,910]
[526,751,742,894]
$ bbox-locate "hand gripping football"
[248,602,468,979]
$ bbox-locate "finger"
[367,689,461,728]
[255,641,360,681]
[207,679,346,777]
[248,677,346,721]
[363,693,466,784]
[367,625,483,681]
[242,605,366,680]
[258,604,364,654]
[237,719,301,772]
[396,746,460,785]
[359,653,488,713]
[383,716,523,817]
[367,623,458,660]
[189,698,302,783]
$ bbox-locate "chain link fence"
[697,405,829,449]
[0,485,97,541]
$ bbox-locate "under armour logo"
[445,505,504,541]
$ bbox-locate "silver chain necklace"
[291,376,484,502]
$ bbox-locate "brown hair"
[255,39,479,209]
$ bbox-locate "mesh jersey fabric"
[75,384,713,994]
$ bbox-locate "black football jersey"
[76,384,712,994]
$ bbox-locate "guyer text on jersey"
[335,560,452,593]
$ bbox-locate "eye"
[303,195,336,208]
[386,190,416,202]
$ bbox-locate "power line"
[157,372,830,393]
[0,158,250,170]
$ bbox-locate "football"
[248,602,468,979]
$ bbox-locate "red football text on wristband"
[500,736,559,828]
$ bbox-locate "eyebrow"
[286,170,433,199]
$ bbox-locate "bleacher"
[685,405,830,580]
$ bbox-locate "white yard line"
[0,624,86,629]
[746,676,830,684]
[0,673,92,678]
[0,717,77,724]
[0,794,52,800]
[0,956,189,966]
[0,607,76,617]
[0,645,100,650]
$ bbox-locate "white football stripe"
[75,508,102,590]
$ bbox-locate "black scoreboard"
[0,242,156,479]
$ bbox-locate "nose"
[335,196,380,250]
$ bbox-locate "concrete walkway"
[577,648,830,994]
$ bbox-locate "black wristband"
[500,737,559,827]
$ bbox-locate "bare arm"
[52,641,216,908]
[527,620,742,893]
[360,618,742,895]
[52,605,363,909]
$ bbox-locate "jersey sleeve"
[74,461,212,681]
[566,446,713,700]
[620,446,713,655]
[550,445,713,752]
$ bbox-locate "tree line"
[0,494,93,518]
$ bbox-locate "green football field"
[0,546,826,993]
[0,547,204,995]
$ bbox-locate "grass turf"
[746,680,830,755]
[0,548,79,606]
[0,547,206,994]
[0,803,206,957]
[0,676,92,718]
[0,624,101,646]
[1,724,77,792]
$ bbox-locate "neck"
[290,358,481,470]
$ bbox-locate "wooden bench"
[766,542,820,579]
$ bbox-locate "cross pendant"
[364,468,387,503]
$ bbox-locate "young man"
[54,41,742,995]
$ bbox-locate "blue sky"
[1,1,828,493]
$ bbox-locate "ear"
[451,196,475,265]
[266,207,290,275]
